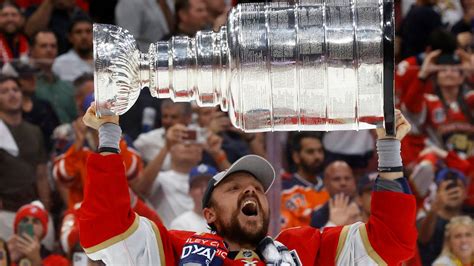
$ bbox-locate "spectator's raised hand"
[165,124,187,149]
[15,234,41,265]
[418,49,442,79]
[208,111,230,134]
[8,234,41,265]
[433,180,466,211]
[328,193,361,226]
[204,133,224,157]
[456,48,474,75]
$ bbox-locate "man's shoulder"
[281,174,324,192]
[17,120,42,134]
[157,170,188,184]
[54,50,79,64]
[281,174,307,190]
[136,128,165,142]
[276,226,322,259]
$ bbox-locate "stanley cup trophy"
[93,0,395,134]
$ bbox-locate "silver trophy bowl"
[93,0,395,133]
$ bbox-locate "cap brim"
[214,155,275,193]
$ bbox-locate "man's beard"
[300,160,323,176]
[76,47,92,57]
[214,197,270,246]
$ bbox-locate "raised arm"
[322,111,417,265]
[78,105,175,265]
[134,124,186,196]
[402,50,441,114]
[24,0,54,37]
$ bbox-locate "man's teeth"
[243,200,256,207]
[241,199,258,216]
[460,244,471,251]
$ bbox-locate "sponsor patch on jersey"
[432,107,446,123]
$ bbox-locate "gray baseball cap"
[202,155,275,209]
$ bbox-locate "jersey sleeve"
[78,153,177,265]
[277,190,417,265]
[330,191,417,265]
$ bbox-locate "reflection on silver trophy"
[93,0,394,132]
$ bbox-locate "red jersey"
[0,33,29,63]
[78,153,417,265]
[401,77,474,164]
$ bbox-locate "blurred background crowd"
[0,0,473,265]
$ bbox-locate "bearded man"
[0,3,29,63]
[78,106,416,265]
[280,132,330,230]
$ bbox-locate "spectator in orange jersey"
[53,116,143,209]
[280,132,329,230]
[53,94,143,209]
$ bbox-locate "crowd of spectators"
[0,0,472,265]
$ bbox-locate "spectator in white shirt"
[133,100,192,168]
[170,164,217,232]
[146,139,203,227]
[52,17,93,82]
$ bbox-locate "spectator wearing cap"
[30,30,77,123]
[418,168,468,265]
[24,0,89,55]
[170,164,217,232]
[9,62,60,152]
[6,201,68,266]
[310,161,360,229]
[52,17,93,82]
[0,3,29,65]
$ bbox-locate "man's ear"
[203,207,216,225]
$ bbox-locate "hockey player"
[78,106,417,265]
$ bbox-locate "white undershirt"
[147,170,194,227]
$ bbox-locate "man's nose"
[243,185,257,195]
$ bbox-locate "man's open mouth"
[241,199,258,216]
